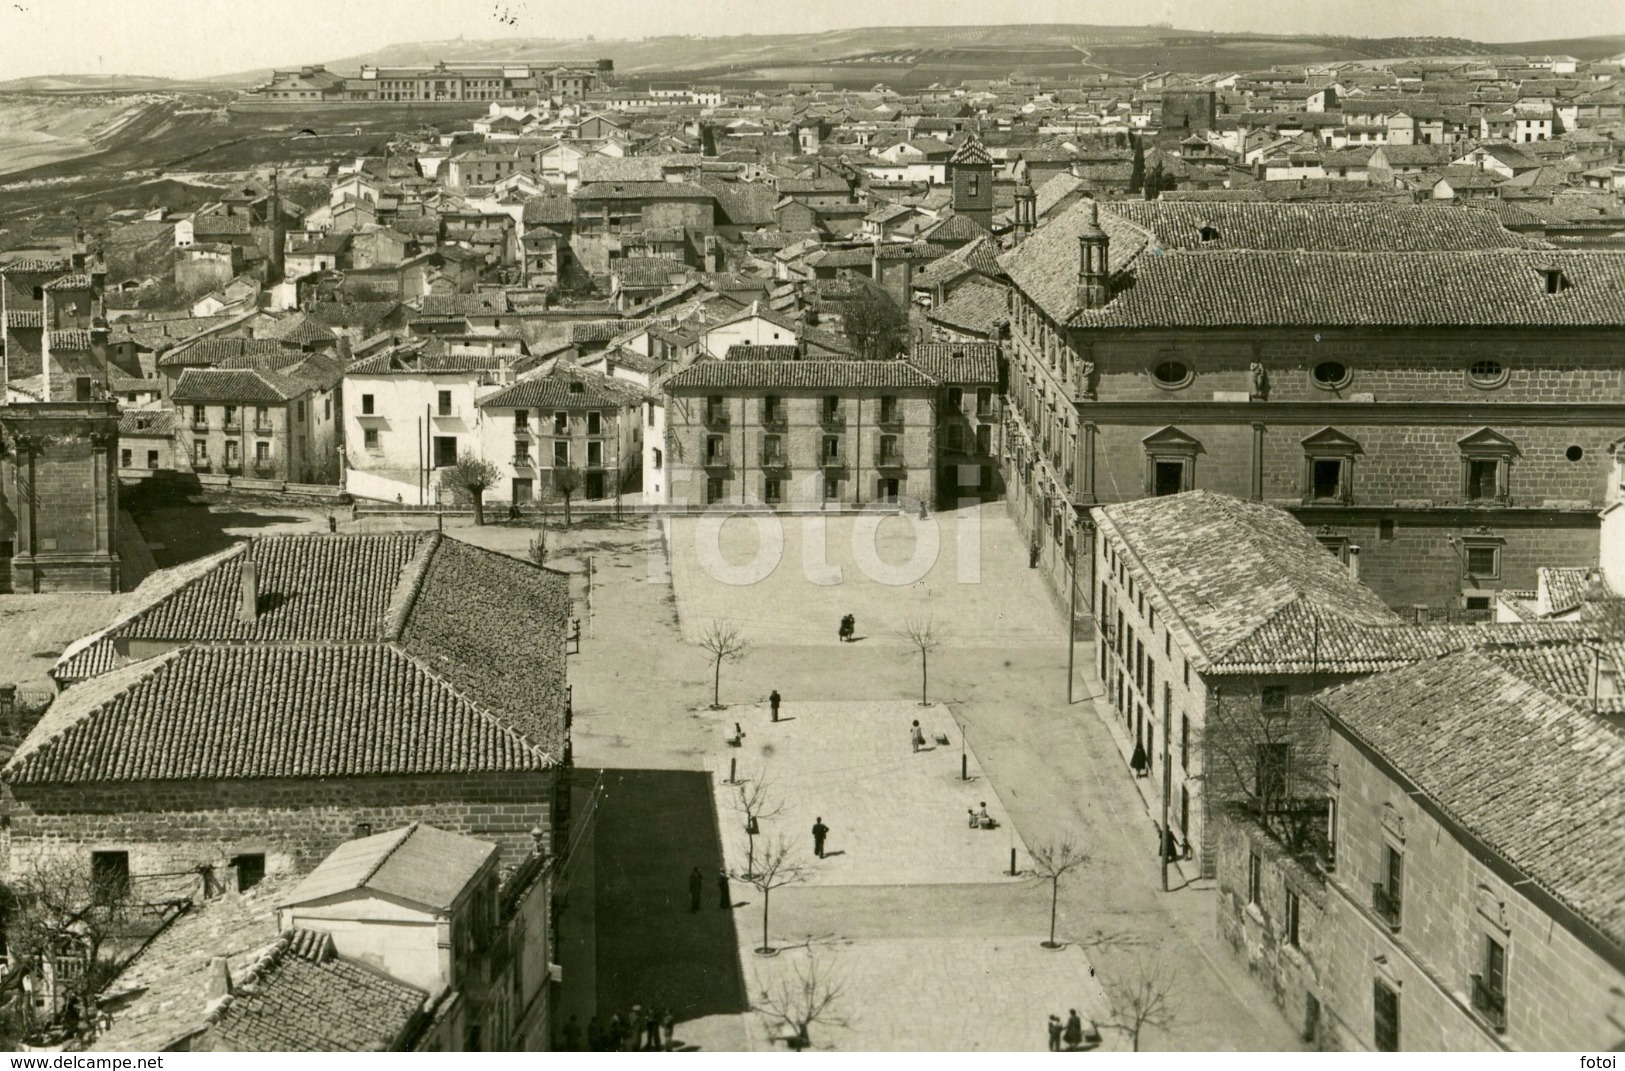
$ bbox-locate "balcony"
[761,449,789,470]
[193,463,213,474]
[511,455,536,470]
[191,419,210,432]
[760,411,787,431]
[253,463,277,478]
[1469,975,1506,1033]
[703,452,730,470]
[877,410,904,430]
[223,420,241,433]
[820,452,846,469]
[253,422,274,436]
[223,463,243,476]
[1371,884,1402,931]
[431,407,460,422]
[820,410,846,429]
[704,409,730,429]
[874,450,906,470]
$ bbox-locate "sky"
[0,0,1620,80]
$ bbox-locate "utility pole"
[1161,695,1172,892]
[1066,519,1079,703]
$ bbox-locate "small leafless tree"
[733,769,783,879]
[527,527,547,567]
[437,452,501,525]
[901,615,945,706]
[1029,836,1090,949]
[754,946,848,1051]
[553,464,582,526]
[1201,681,1332,866]
[1105,961,1179,1052]
[736,836,805,955]
[698,618,750,709]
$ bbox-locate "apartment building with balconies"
[476,366,644,506]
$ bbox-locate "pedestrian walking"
[770,689,781,721]
[661,1009,676,1050]
[628,1006,646,1051]
[910,719,925,752]
[1047,1013,1063,1051]
[561,1014,581,1050]
[608,1012,625,1052]
[646,1010,662,1051]
[718,867,731,909]
[587,1016,605,1052]
[1130,740,1148,778]
[812,817,829,858]
[688,866,703,912]
[1063,1009,1084,1050]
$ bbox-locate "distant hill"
[0,73,216,93]
[199,24,1625,87]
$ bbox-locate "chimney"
[1075,202,1110,310]
[1347,544,1362,583]
[239,559,259,623]
[206,956,233,1001]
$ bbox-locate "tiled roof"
[925,280,1008,335]
[521,195,575,225]
[1094,491,1403,670]
[0,257,72,273]
[1071,249,1625,329]
[280,823,495,912]
[907,342,999,385]
[49,329,95,350]
[172,367,307,404]
[90,877,290,1051]
[159,337,287,367]
[420,292,511,317]
[263,312,337,345]
[1100,201,1544,252]
[347,342,506,376]
[924,214,992,243]
[999,198,1151,323]
[479,369,643,410]
[5,309,42,328]
[724,344,800,360]
[571,318,652,343]
[119,409,176,436]
[1538,566,1606,616]
[1317,648,1625,949]
[664,358,937,390]
[5,643,555,784]
[42,273,93,290]
[201,928,427,1051]
[571,180,714,201]
[948,138,993,166]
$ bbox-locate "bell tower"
[947,136,994,231]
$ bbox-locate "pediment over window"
[1142,425,1202,455]
[1301,427,1363,454]
[1458,427,1520,457]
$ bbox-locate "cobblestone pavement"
[713,701,1027,887]
[666,505,1063,647]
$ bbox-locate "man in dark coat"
[718,867,731,909]
[689,866,703,912]
[770,689,782,721]
[812,817,829,858]
[1063,1009,1084,1050]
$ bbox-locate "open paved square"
[666,504,1064,647]
[712,700,1027,887]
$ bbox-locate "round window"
[1468,359,1508,388]
[1152,360,1192,389]
[1566,445,1584,462]
[1312,360,1352,390]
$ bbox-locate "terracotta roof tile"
[664,358,937,391]
[907,342,999,385]
[172,367,308,404]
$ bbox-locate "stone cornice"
[1072,400,1625,426]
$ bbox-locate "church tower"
[947,137,994,231]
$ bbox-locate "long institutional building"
[245,61,612,104]
[997,198,1625,622]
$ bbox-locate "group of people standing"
[1046,1009,1100,1051]
[561,1006,677,1051]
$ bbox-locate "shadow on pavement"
[591,767,748,1026]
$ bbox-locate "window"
[706,435,725,462]
[1180,713,1189,771]
[1460,429,1516,503]
[1465,544,1500,579]
[192,405,206,426]
[1153,460,1186,497]
[364,427,380,450]
[120,448,132,467]
[1151,360,1193,389]
[647,403,656,428]
[324,398,332,421]
[515,409,530,430]
[437,391,453,417]
[707,476,725,504]
[1474,936,1507,1031]
[1379,519,1396,541]
[1247,849,1262,905]
[91,851,130,904]
[1466,459,1501,502]
[1312,361,1352,390]
[514,441,531,464]
[588,412,602,435]
[1373,981,1400,1052]
[1256,742,1291,806]
[147,450,158,469]
[194,439,208,462]
[823,435,840,461]
[1285,889,1301,947]
[1376,845,1403,928]
[587,441,603,466]
[652,448,662,471]
[554,412,568,435]
[967,173,979,197]
[297,401,305,421]
[764,478,782,504]
[879,434,899,462]
[433,436,457,468]
[824,475,840,500]
[232,853,265,892]
[1261,686,1288,716]
[945,387,962,413]
[1311,458,1344,501]
[554,441,569,465]
[256,441,270,463]
[977,387,993,415]
[361,394,375,415]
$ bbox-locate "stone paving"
[740,937,1114,1052]
[666,504,1063,647]
[713,700,1027,887]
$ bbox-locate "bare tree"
[527,527,547,567]
[437,452,501,525]
[1029,837,1090,949]
[732,769,783,880]
[698,618,750,710]
[553,464,582,526]
[754,946,848,1051]
[1105,961,1179,1051]
[735,835,805,955]
[901,615,945,706]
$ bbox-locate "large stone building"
[245,61,610,105]
[660,359,938,508]
[999,199,1625,621]
[1216,643,1625,1051]
[476,365,644,506]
